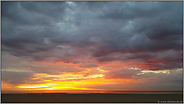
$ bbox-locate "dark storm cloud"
[2,1,67,26]
[99,2,181,20]
[2,1,183,72]
[94,1,182,54]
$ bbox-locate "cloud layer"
[1,1,183,92]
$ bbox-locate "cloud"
[2,71,34,84]
[2,1,68,26]
[79,64,99,68]
[1,1,183,88]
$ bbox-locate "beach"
[1,93,183,103]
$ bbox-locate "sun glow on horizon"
[2,67,182,93]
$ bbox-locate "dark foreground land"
[1,93,183,103]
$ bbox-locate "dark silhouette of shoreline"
[1,92,183,103]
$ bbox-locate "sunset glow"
[1,1,183,94]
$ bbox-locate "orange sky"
[1,57,183,93]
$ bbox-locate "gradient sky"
[1,1,183,93]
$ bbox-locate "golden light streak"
[32,78,39,80]
[85,74,104,79]
[18,85,49,88]
[140,70,170,74]
[44,80,51,82]
[16,77,137,92]
[97,68,107,72]
[33,72,104,81]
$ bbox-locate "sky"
[1,1,183,93]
